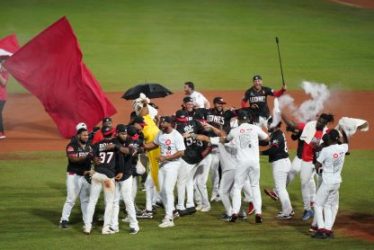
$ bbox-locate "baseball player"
[59,126,92,229]
[241,75,286,128]
[184,81,210,109]
[91,117,114,144]
[206,97,234,202]
[312,129,348,239]
[282,113,334,221]
[261,121,293,219]
[174,109,212,214]
[224,110,269,223]
[83,126,124,235]
[144,116,186,228]
[110,124,140,234]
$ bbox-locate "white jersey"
[210,137,237,171]
[226,123,268,163]
[189,91,209,108]
[317,143,348,184]
[154,129,186,157]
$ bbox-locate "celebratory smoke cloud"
[270,81,331,128]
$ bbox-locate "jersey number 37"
[99,152,114,164]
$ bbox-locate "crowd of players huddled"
[59,76,350,240]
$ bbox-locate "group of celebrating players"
[59,75,350,240]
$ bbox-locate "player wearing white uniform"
[59,127,92,229]
[225,110,269,223]
[144,116,186,228]
[312,129,348,239]
[184,81,210,109]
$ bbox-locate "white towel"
[300,121,327,144]
[336,117,369,137]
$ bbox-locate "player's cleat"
[110,227,119,233]
[276,213,293,220]
[158,218,175,228]
[0,132,6,139]
[255,214,263,224]
[129,227,139,235]
[264,188,279,201]
[311,230,328,239]
[239,209,248,220]
[177,209,189,217]
[83,225,91,235]
[210,193,221,202]
[230,213,238,222]
[122,216,130,223]
[154,201,164,209]
[222,214,232,221]
[102,226,116,235]
[200,205,211,212]
[59,220,68,229]
[173,210,180,219]
[247,202,255,215]
[309,225,318,233]
[186,206,197,215]
[195,204,203,211]
[137,210,153,219]
[302,209,314,221]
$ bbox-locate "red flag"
[4,17,116,138]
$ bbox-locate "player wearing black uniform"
[84,126,125,235]
[241,75,286,128]
[262,122,294,219]
[110,124,141,234]
[174,109,211,214]
[60,128,92,229]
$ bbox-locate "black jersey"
[93,138,124,178]
[112,138,134,181]
[243,86,274,118]
[206,108,234,132]
[262,130,289,162]
[66,140,92,175]
[175,120,207,164]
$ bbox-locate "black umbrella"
[122,83,173,100]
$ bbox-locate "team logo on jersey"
[240,129,245,133]
[165,139,171,145]
[333,153,339,159]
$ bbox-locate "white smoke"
[270,81,330,127]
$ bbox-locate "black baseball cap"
[102,117,112,123]
[116,124,127,133]
[102,125,115,137]
[213,97,226,104]
[183,96,194,103]
[160,116,173,124]
[175,109,188,119]
[237,109,249,120]
[252,75,262,81]
[126,125,138,137]
[132,116,146,126]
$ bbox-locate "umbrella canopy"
[122,83,173,100]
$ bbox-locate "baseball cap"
[183,96,194,103]
[102,125,115,137]
[193,109,207,121]
[116,124,127,133]
[160,116,173,124]
[237,109,249,120]
[102,117,112,123]
[213,97,226,104]
[75,122,87,131]
[132,116,146,127]
[175,110,188,119]
[126,125,139,140]
[252,75,262,81]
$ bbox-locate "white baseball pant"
[158,160,181,220]
[232,161,261,215]
[84,172,115,231]
[194,154,213,208]
[219,169,235,215]
[314,182,340,231]
[210,150,221,199]
[111,176,139,231]
[287,156,302,185]
[272,158,293,214]
[176,159,196,210]
[60,173,90,224]
[300,160,316,210]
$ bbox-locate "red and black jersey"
[92,138,124,178]
[175,120,208,164]
[206,108,235,133]
[66,141,92,176]
[262,130,289,162]
[243,86,274,118]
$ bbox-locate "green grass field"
[0,151,373,249]
[1,0,374,92]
